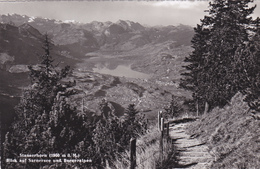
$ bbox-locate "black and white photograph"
[1,0,260,168]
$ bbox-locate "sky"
[0,0,260,26]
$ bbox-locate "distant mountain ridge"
[0,14,194,56]
[0,22,76,68]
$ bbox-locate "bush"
[92,103,147,168]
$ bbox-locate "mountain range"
[0,14,193,58]
[0,13,194,91]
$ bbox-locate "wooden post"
[158,111,162,130]
[166,122,169,137]
[130,138,136,169]
[160,118,164,133]
[82,98,84,113]
[204,101,209,115]
[160,118,164,164]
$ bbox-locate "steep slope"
[187,93,260,168]
[0,22,78,90]
[0,23,76,68]
[0,23,41,65]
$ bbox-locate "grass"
[186,92,260,168]
[111,125,178,169]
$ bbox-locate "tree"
[124,104,139,121]
[180,24,210,114]
[92,116,123,166]
[181,0,258,112]
[164,95,183,118]
[119,104,147,148]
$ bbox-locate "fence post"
[158,111,162,130]
[82,98,84,113]
[160,118,164,164]
[160,118,164,134]
[204,101,209,115]
[166,122,169,137]
[130,138,136,169]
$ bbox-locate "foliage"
[239,20,260,114]
[120,104,147,147]
[164,95,183,118]
[180,0,258,112]
[92,103,147,168]
[244,74,260,114]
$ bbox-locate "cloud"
[151,1,208,9]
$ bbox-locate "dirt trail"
[169,122,214,169]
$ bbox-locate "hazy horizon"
[0,1,260,27]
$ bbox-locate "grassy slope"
[187,92,260,168]
[112,125,177,169]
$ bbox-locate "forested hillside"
[181,0,260,168]
[181,0,260,115]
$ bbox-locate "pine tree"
[181,0,257,112]
[180,24,210,114]
[120,104,147,147]
[164,95,183,118]
[125,104,139,121]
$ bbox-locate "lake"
[93,64,150,79]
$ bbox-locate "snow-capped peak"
[28,16,35,23]
[64,20,76,23]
